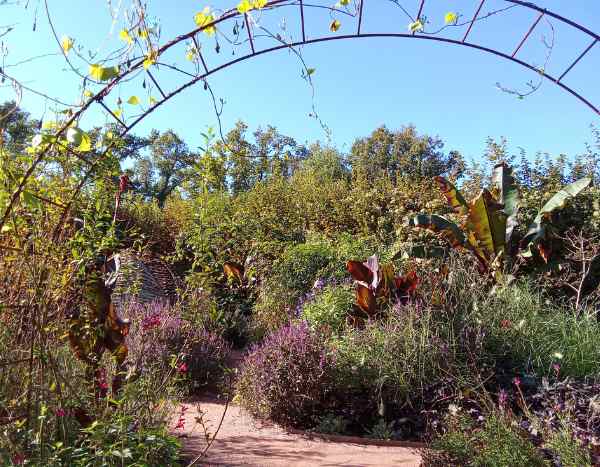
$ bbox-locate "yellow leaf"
[61,35,74,54]
[114,109,123,118]
[149,96,158,105]
[83,90,93,98]
[119,29,133,45]
[194,7,217,36]
[409,20,424,33]
[444,12,458,25]
[143,50,157,70]
[89,64,120,81]
[330,19,341,32]
[253,0,267,8]
[127,95,140,105]
[137,28,149,39]
[237,0,252,13]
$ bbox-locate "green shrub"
[426,413,546,467]
[473,282,600,378]
[332,309,463,415]
[302,285,354,334]
[271,241,335,295]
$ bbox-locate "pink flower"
[513,377,521,387]
[552,363,560,376]
[177,362,188,373]
[55,408,66,417]
[12,453,25,465]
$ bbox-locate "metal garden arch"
[0,0,599,231]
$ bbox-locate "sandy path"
[175,397,422,466]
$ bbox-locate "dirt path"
[175,397,422,466]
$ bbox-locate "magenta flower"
[177,362,188,373]
[513,377,521,387]
[55,408,66,417]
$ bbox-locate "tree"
[349,125,464,183]
[0,101,39,152]
[130,129,196,206]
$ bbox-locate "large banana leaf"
[409,214,466,249]
[435,176,469,216]
[521,177,592,253]
[463,189,507,263]
[491,162,520,245]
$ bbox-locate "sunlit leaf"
[340,0,350,5]
[66,127,84,146]
[253,0,267,8]
[113,109,123,118]
[194,7,217,36]
[409,20,424,33]
[83,90,93,98]
[127,95,140,105]
[464,189,506,262]
[223,261,244,284]
[149,96,158,105]
[89,64,120,81]
[119,29,133,45]
[444,12,458,25]
[61,35,74,54]
[435,176,469,216]
[330,19,341,32]
[137,28,149,39]
[237,0,252,13]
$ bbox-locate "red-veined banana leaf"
[435,176,469,216]
[346,255,418,317]
[463,189,507,264]
[491,162,520,246]
[521,177,592,259]
[409,214,466,249]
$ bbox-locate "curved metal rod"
[502,0,599,41]
[122,32,598,140]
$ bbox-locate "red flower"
[177,362,188,373]
[500,319,512,329]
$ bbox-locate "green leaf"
[89,64,120,81]
[306,68,316,76]
[409,214,465,249]
[521,177,592,253]
[491,162,520,245]
[22,191,41,209]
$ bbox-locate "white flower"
[552,352,564,360]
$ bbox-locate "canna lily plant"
[409,162,592,276]
[346,254,418,321]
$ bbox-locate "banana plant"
[409,163,591,273]
[346,254,418,321]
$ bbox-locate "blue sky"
[1,0,599,163]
